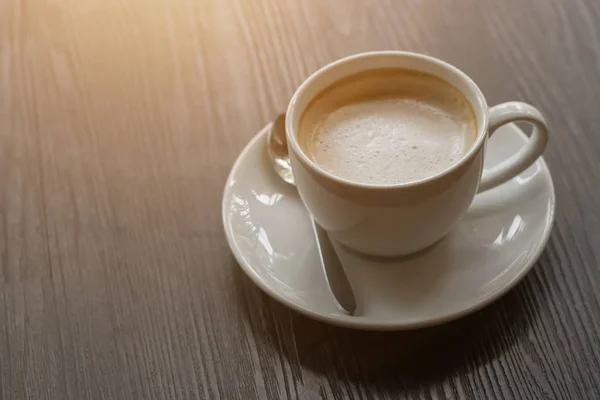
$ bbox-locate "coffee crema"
[298,68,477,185]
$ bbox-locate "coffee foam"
[298,69,477,185]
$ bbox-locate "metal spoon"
[267,114,357,315]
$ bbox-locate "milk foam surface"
[298,69,477,185]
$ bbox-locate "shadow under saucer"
[232,253,543,397]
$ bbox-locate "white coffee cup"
[285,51,548,257]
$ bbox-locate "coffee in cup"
[297,68,477,185]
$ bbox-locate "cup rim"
[285,51,489,190]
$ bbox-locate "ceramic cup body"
[286,51,548,257]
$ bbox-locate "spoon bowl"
[266,114,295,186]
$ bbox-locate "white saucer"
[222,123,555,330]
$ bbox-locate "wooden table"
[1,0,599,398]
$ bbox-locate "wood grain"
[1,0,599,398]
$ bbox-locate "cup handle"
[478,102,548,192]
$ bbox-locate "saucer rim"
[222,123,556,331]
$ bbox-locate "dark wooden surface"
[1,0,599,399]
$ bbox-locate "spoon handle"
[311,219,357,315]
